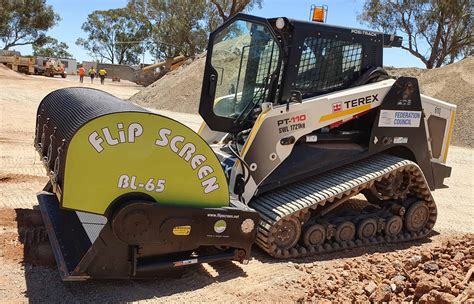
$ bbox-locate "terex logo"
[343,94,379,109]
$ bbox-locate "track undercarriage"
[249,154,437,258]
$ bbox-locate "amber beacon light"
[310,4,328,22]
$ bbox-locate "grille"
[250,40,279,104]
[295,37,363,96]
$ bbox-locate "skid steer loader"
[35,13,455,280]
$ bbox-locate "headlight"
[275,17,285,30]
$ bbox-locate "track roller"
[385,215,403,236]
[334,221,356,242]
[404,201,430,232]
[302,224,326,247]
[357,218,378,239]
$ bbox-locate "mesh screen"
[256,41,278,86]
[251,40,279,106]
[295,37,363,96]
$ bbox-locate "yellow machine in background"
[0,52,35,74]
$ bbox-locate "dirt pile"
[130,55,206,114]
[387,56,474,147]
[298,234,474,303]
[0,64,27,79]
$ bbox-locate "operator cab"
[199,14,401,135]
[200,15,282,134]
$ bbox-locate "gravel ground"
[0,68,473,302]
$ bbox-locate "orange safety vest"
[78,67,85,76]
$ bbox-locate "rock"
[408,255,423,268]
[372,284,392,302]
[364,281,377,296]
[415,279,439,298]
[430,290,456,304]
[440,277,452,291]
[390,283,397,292]
[453,252,465,261]
[424,262,440,272]
[420,250,433,262]
[451,287,460,296]
[392,260,403,269]
[419,293,430,304]
[392,274,407,282]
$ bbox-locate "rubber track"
[249,154,437,258]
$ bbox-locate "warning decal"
[378,110,422,128]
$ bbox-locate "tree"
[128,0,262,60]
[128,0,208,60]
[0,0,60,50]
[76,8,148,65]
[33,37,72,58]
[359,0,473,69]
[209,0,263,23]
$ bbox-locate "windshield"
[210,20,280,120]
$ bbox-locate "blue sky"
[13,0,425,68]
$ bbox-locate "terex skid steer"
[35,14,456,280]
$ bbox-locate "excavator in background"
[35,13,455,280]
[135,55,189,86]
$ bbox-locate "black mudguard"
[369,77,451,189]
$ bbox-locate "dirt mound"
[299,234,474,302]
[388,56,474,147]
[0,209,55,267]
[0,64,27,79]
[130,55,206,114]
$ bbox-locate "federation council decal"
[378,110,422,128]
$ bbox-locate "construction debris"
[298,234,474,303]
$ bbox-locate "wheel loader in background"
[35,13,456,280]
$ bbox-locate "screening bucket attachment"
[35,88,259,280]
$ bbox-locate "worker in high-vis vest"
[88,67,96,83]
[98,68,107,85]
[78,66,85,83]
